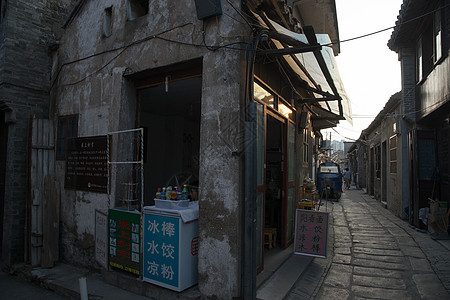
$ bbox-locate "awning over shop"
[254,12,352,126]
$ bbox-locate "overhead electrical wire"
[52,2,450,89]
[324,2,450,47]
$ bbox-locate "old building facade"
[357,93,405,218]
[1,0,351,297]
[388,0,449,228]
[354,0,449,229]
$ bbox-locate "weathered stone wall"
[54,0,248,297]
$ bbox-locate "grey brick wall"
[0,0,77,266]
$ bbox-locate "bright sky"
[323,0,404,142]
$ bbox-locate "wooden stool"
[264,228,277,249]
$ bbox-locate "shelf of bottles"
[297,178,318,211]
[154,185,191,210]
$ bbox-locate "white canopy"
[257,14,353,125]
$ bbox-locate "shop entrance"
[255,102,296,276]
[137,72,202,205]
[264,114,284,250]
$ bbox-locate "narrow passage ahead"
[287,189,450,300]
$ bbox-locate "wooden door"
[27,117,58,267]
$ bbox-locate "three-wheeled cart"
[316,162,343,201]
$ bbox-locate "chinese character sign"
[294,209,329,258]
[143,214,179,288]
[108,209,141,275]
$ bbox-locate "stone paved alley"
[287,189,450,300]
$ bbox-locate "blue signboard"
[143,213,179,287]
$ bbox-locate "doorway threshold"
[256,245,313,300]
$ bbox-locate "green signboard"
[108,208,141,275]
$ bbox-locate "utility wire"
[325,2,450,47]
[52,3,450,89]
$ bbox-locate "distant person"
[343,168,351,189]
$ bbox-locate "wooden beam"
[299,96,341,104]
[257,44,321,55]
[303,26,344,118]
[267,30,308,47]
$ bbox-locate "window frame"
[389,135,398,174]
[416,9,445,83]
[433,10,442,63]
[303,129,309,163]
[416,36,423,82]
[375,144,381,179]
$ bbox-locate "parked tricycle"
[316,162,342,201]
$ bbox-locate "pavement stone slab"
[352,241,400,250]
[351,285,412,299]
[316,286,350,300]
[413,274,450,299]
[334,246,352,253]
[353,266,404,279]
[322,264,352,288]
[333,254,352,265]
[401,246,426,258]
[351,236,397,243]
[352,274,406,289]
[395,236,418,246]
[353,253,406,264]
[353,257,408,271]
[353,247,404,256]
[408,257,434,272]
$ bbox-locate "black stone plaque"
[65,136,108,193]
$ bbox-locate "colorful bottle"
[161,187,166,200]
[171,186,178,201]
[177,186,182,200]
[155,188,161,199]
[166,186,172,200]
[182,185,189,200]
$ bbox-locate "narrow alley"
[287,189,450,300]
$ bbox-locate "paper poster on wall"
[294,209,329,258]
[95,210,108,269]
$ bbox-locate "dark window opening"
[0,0,7,23]
[103,6,113,37]
[56,115,78,160]
[127,0,149,20]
